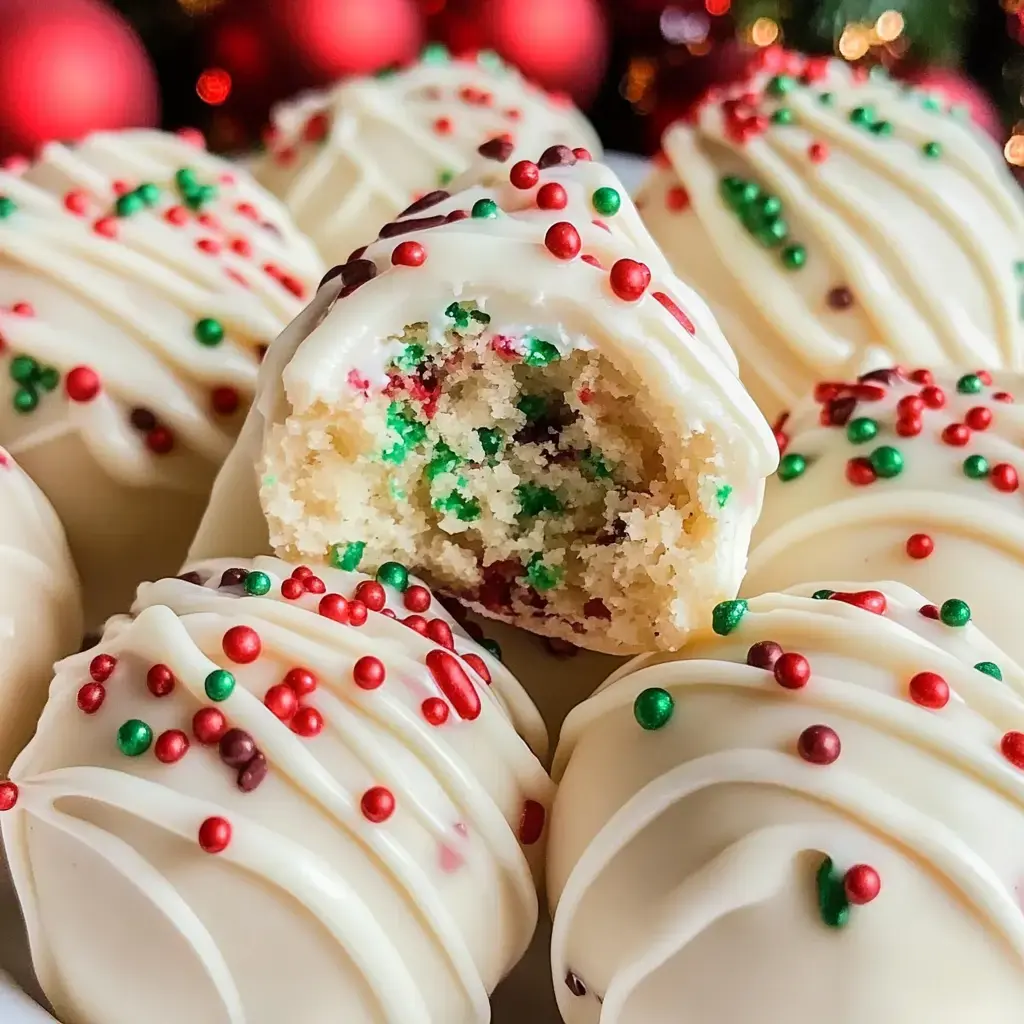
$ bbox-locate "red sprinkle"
[895,415,922,438]
[90,654,116,683]
[666,185,690,211]
[808,141,829,163]
[536,182,568,210]
[353,655,386,690]
[291,706,324,737]
[146,426,175,455]
[284,667,318,697]
[906,533,934,559]
[192,707,228,744]
[941,423,971,447]
[65,366,101,403]
[544,221,581,260]
[965,406,992,431]
[1002,731,1024,769]
[844,864,881,904]
[392,241,427,267]
[422,697,450,725]
[361,786,396,823]
[518,799,546,845]
[77,682,106,714]
[198,816,232,853]
[211,386,240,416]
[0,782,18,811]
[909,671,949,709]
[348,600,368,627]
[222,625,262,664]
[652,291,695,334]
[993,463,1020,492]
[461,652,491,684]
[920,385,946,409]
[797,724,841,765]
[281,578,304,600]
[426,618,455,650]
[264,683,299,721]
[896,395,924,418]
[403,585,431,613]
[319,594,350,623]
[426,649,481,720]
[404,614,429,635]
[146,664,176,698]
[845,457,876,486]
[919,604,940,620]
[354,581,386,612]
[510,161,539,189]
[829,590,887,615]
[774,652,811,689]
[609,259,651,302]
[64,190,89,215]
[155,729,190,764]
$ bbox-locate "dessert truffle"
[3,555,550,1024]
[548,582,1024,1023]
[0,448,81,770]
[747,366,1024,667]
[195,157,776,654]
[0,130,322,621]
[253,46,601,266]
[637,47,1024,417]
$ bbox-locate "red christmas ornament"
[0,0,158,158]
[361,785,396,823]
[844,864,881,905]
[198,815,232,854]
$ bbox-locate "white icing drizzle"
[0,129,323,491]
[548,581,1024,1023]
[4,556,551,1024]
[254,50,602,265]
[638,50,1024,416]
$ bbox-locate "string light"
[875,10,905,42]
[750,17,780,47]
[838,23,871,60]
[1005,134,1024,166]
[197,68,232,106]
[705,0,731,14]
[622,57,656,106]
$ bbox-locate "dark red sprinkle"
[826,286,854,310]
[219,567,248,588]
[477,137,514,161]
[445,209,469,222]
[537,144,576,169]
[177,571,203,585]
[518,799,546,844]
[825,395,857,427]
[219,728,256,768]
[426,618,455,650]
[583,598,612,620]
[400,190,450,216]
[347,246,367,262]
[858,368,900,386]
[919,604,940,620]
[746,640,783,670]
[461,652,491,684]
[129,407,157,432]
[237,752,268,792]
[319,258,377,291]
[565,972,587,997]
[378,215,447,238]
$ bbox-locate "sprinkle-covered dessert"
[0,129,323,621]
[748,366,1024,668]
[253,44,601,266]
[548,582,1024,1024]
[2,555,550,1024]
[0,447,81,771]
[637,46,1024,417]
[199,154,776,654]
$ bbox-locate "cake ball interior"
[264,300,717,651]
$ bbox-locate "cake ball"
[0,449,80,770]
[193,155,777,654]
[253,45,602,266]
[3,555,551,1024]
[0,130,323,622]
[746,366,1024,666]
[548,582,1024,1024]
[637,47,1024,417]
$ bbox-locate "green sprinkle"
[633,687,675,730]
[922,141,942,159]
[116,719,153,757]
[963,454,989,479]
[331,541,365,572]
[975,661,1002,680]
[115,191,145,217]
[377,561,410,591]
[243,571,272,596]
[384,402,427,462]
[782,244,807,270]
[849,105,875,127]
[477,427,503,458]
[36,367,59,392]
[939,598,971,628]
[767,73,796,97]
[205,669,236,702]
[591,187,622,216]
[525,554,563,592]
[956,373,983,395]
[870,120,894,136]
[816,857,851,929]
[770,108,794,125]
[581,449,612,480]
[425,441,462,481]
[819,91,835,105]
[476,49,504,71]
[438,169,455,186]
[469,309,491,325]
[516,483,563,517]
[778,453,808,482]
[517,394,547,421]
[716,484,733,508]
[812,589,836,600]
[759,195,783,218]
[921,94,943,112]
[523,337,560,367]
[394,343,425,372]
[846,417,878,445]
[12,387,36,413]
[1015,260,1024,278]
[480,637,502,661]
[471,198,499,219]
[445,301,470,329]
[137,182,160,207]
[9,355,36,384]
[174,167,198,192]
[0,196,17,218]
[869,445,903,478]
[433,490,481,521]
[712,599,747,636]
[184,183,218,211]
[194,318,225,346]
[421,41,450,63]
[757,218,789,247]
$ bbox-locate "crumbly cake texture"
[0,129,323,621]
[748,366,1024,669]
[2,555,551,1024]
[0,447,81,772]
[253,44,601,266]
[548,582,1024,1023]
[636,46,1024,418]
[254,153,777,654]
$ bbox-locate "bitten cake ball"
[202,155,776,654]
[747,366,1024,668]
[253,45,601,266]
[637,47,1024,417]
[3,555,551,1024]
[0,129,322,622]
[0,449,81,771]
[548,583,1024,1024]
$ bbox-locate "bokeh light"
[750,17,779,47]
[196,67,232,105]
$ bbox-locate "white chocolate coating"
[0,130,323,622]
[637,48,1024,418]
[747,367,1024,668]
[193,158,777,653]
[548,581,1024,1024]
[253,48,602,267]
[0,449,81,771]
[4,555,551,1024]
